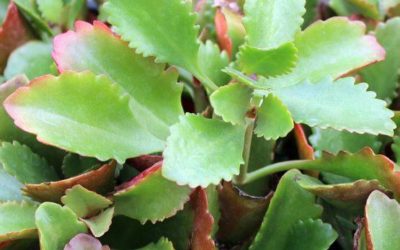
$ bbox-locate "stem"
[243,160,312,184]
[235,120,254,184]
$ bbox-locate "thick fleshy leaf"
[254,94,294,140]
[296,174,386,203]
[210,83,252,125]
[81,207,114,237]
[13,0,52,37]
[0,201,37,242]
[360,18,400,102]
[272,77,395,136]
[114,162,191,224]
[53,21,183,140]
[285,219,337,250]
[4,41,55,80]
[217,182,271,244]
[24,161,116,202]
[294,124,314,160]
[249,170,322,250]
[163,114,245,187]
[0,2,32,72]
[365,191,400,250]
[62,153,100,178]
[190,188,215,250]
[330,0,381,19]
[259,17,385,88]
[310,128,381,156]
[236,43,298,77]
[198,40,230,86]
[137,238,174,250]
[36,0,63,24]
[104,0,205,83]
[35,202,87,250]
[0,168,26,202]
[61,185,112,218]
[0,141,58,184]
[64,234,110,250]
[243,0,305,49]
[4,71,164,163]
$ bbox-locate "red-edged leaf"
[294,124,314,160]
[23,161,116,202]
[215,8,232,57]
[190,188,215,250]
[127,155,163,172]
[0,2,32,72]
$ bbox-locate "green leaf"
[392,136,400,164]
[36,0,63,23]
[272,77,395,136]
[24,162,116,203]
[104,0,200,77]
[53,21,183,140]
[13,0,52,37]
[249,170,322,250]
[0,168,26,202]
[210,82,252,125]
[254,94,294,140]
[61,185,112,218]
[81,207,114,237]
[365,191,400,250]
[243,0,306,49]
[236,43,298,77]
[137,238,174,250]
[360,18,400,102]
[0,201,37,242]
[310,128,381,156]
[114,163,191,223]
[302,0,319,28]
[198,40,230,86]
[285,219,337,250]
[35,202,87,250]
[0,0,9,25]
[4,71,164,163]
[163,114,245,187]
[62,153,100,178]
[4,41,54,80]
[331,0,381,19]
[259,17,385,88]
[0,141,58,184]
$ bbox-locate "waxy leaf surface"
[272,77,395,136]
[198,40,230,86]
[36,0,63,24]
[81,207,114,237]
[0,168,26,202]
[259,17,385,88]
[13,0,52,37]
[254,94,294,140]
[163,114,245,187]
[35,202,87,250]
[114,162,191,224]
[0,201,37,242]
[4,71,164,163]
[365,191,400,250]
[53,21,183,140]
[250,170,322,250]
[137,238,174,250]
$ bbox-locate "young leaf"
[0,141,58,184]
[272,77,395,136]
[360,17,400,102]
[210,82,252,125]
[198,40,230,86]
[285,219,337,250]
[259,17,385,88]
[53,21,183,140]
[81,207,114,237]
[0,2,32,71]
[4,71,165,163]
[4,41,55,80]
[243,0,306,49]
[114,162,191,224]
[36,0,63,24]
[35,202,87,250]
[254,94,294,140]
[65,234,110,250]
[0,201,37,242]
[250,170,322,250]
[103,0,200,76]
[137,238,174,250]
[163,114,245,187]
[24,161,116,202]
[365,191,400,250]
[61,185,112,218]
[236,43,298,77]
